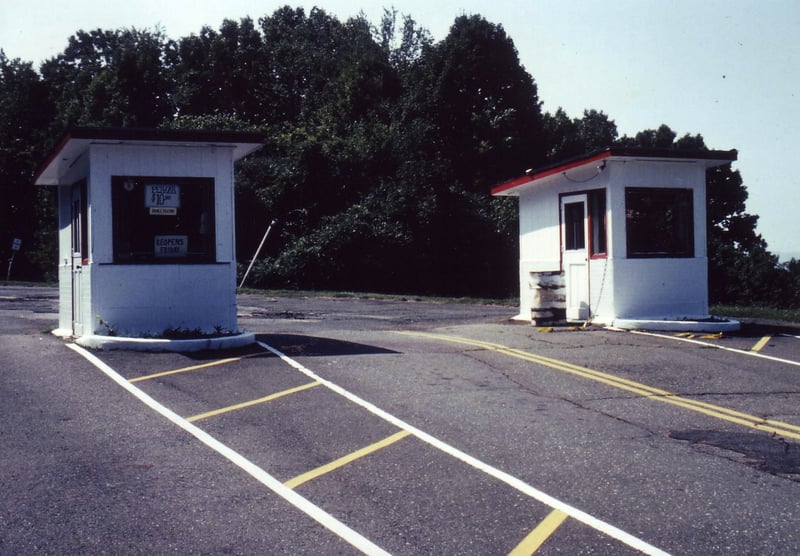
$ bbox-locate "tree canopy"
[0,7,795,307]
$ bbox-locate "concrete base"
[70,331,256,352]
[608,317,740,333]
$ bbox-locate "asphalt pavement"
[2,284,799,554]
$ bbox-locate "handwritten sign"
[145,184,180,209]
[154,235,188,257]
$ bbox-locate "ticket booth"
[34,127,264,346]
[492,147,740,332]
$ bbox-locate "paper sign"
[154,235,188,257]
[145,184,180,209]
[149,207,178,216]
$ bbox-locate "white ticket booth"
[492,147,740,332]
[34,127,264,345]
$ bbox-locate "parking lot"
[2,285,799,554]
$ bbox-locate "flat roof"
[34,127,266,186]
[492,146,738,196]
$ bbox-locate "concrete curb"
[610,318,741,333]
[72,331,256,352]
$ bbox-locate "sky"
[2,0,798,260]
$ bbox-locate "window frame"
[111,175,216,264]
[625,187,694,259]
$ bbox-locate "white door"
[561,194,590,321]
[70,184,85,336]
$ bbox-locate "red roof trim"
[491,174,535,194]
[531,151,611,182]
[491,151,611,195]
[491,146,737,196]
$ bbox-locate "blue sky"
[2,0,798,260]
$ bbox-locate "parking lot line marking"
[257,340,669,556]
[509,509,569,555]
[66,343,391,556]
[285,430,411,490]
[397,332,800,442]
[186,382,321,422]
[751,335,772,353]
[129,352,267,383]
[631,329,800,368]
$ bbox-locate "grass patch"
[237,287,518,307]
[712,305,800,324]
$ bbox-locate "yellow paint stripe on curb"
[130,352,267,383]
[187,382,320,422]
[751,335,772,353]
[396,331,800,441]
[509,509,569,555]
[284,430,411,490]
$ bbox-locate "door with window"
[71,182,87,336]
[561,194,590,321]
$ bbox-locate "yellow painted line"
[259,340,669,555]
[751,335,772,353]
[396,331,800,441]
[186,382,321,422]
[284,430,412,490]
[67,344,392,555]
[509,509,569,555]
[129,352,267,383]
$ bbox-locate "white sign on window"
[154,235,188,257]
[149,207,177,216]
[145,184,181,209]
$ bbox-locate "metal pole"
[6,252,15,282]
[239,219,277,289]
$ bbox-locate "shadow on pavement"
[257,333,399,357]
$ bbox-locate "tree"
[170,18,268,122]
[368,15,546,296]
[229,8,410,289]
[705,163,782,306]
[543,108,618,160]
[0,51,56,280]
[376,8,432,74]
[40,27,173,129]
[405,15,545,190]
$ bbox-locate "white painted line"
[780,333,800,340]
[257,341,669,556]
[65,343,390,556]
[629,330,800,368]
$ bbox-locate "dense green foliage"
[1,7,797,306]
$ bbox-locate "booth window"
[588,190,607,257]
[626,188,694,258]
[112,176,215,263]
[563,201,585,251]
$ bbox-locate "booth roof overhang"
[491,146,738,197]
[34,127,266,186]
